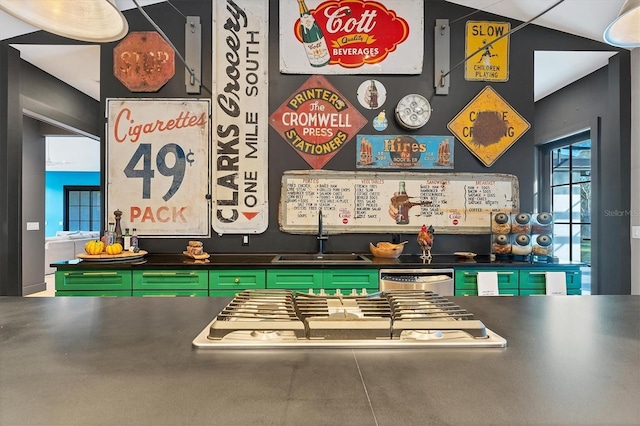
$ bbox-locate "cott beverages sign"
[279,0,424,74]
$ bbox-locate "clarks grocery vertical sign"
[280,0,423,74]
[213,0,269,234]
[106,99,211,237]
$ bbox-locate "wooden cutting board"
[76,250,148,261]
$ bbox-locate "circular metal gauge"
[395,93,432,130]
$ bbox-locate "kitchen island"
[1,295,638,425]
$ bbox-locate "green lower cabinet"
[133,270,208,290]
[266,269,377,295]
[323,269,378,296]
[56,290,132,297]
[55,270,132,294]
[454,269,519,296]
[209,270,266,292]
[266,269,323,293]
[519,269,582,295]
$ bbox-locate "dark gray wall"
[0,45,23,296]
[535,53,632,295]
[0,36,100,295]
[22,116,46,295]
[0,0,632,294]
[20,61,100,137]
[103,1,629,265]
[102,1,541,257]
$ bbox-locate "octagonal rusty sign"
[113,31,175,92]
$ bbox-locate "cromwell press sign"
[269,75,367,169]
[280,0,424,74]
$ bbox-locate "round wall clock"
[394,93,432,130]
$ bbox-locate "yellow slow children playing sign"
[465,21,510,82]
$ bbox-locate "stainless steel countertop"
[1,295,638,425]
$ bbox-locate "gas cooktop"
[192,290,507,349]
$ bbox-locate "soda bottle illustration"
[395,181,410,225]
[366,80,379,109]
[297,0,330,67]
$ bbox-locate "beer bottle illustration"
[297,0,330,67]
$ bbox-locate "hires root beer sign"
[269,75,367,169]
[280,0,423,74]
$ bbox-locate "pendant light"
[603,0,640,48]
[0,0,128,43]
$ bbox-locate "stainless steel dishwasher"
[379,268,455,296]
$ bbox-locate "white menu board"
[106,98,211,237]
[279,170,519,234]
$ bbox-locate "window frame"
[63,185,101,232]
[538,130,591,264]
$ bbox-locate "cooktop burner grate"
[193,289,507,348]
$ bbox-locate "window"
[550,138,591,264]
[539,130,591,293]
[64,186,101,232]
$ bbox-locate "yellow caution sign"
[465,21,510,82]
[447,86,530,167]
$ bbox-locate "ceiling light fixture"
[603,0,640,48]
[0,0,128,43]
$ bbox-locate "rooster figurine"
[417,224,434,260]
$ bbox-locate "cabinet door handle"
[67,272,118,276]
[462,271,514,276]
[142,272,195,277]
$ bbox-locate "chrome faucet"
[317,209,328,254]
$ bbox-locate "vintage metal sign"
[356,135,454,169]
[113,32,175,92]
[279,0,423,74]
[212,0,269,234]
[269,74,367,169]
[464,21,510,82]
[447,86,530,167]
[106,98,211,237]
[279,170,519,234]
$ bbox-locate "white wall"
[45,136,100,171]
[631,48,640,295]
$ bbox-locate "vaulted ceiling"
[0,0,630,101]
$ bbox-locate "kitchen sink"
[271,253,372,264]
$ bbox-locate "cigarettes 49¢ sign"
[106,99,211,237]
